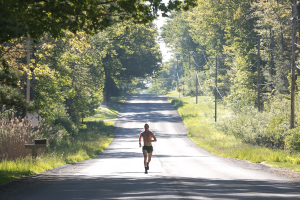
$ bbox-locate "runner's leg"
[147,152,152,170]
[143,150,148,174]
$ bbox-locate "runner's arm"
[151,133,157,142]
[139,133,142,147]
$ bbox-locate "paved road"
[3,95,300,199]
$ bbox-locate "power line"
[214,86,228,103]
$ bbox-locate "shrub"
[218,97,290,149]
[171,99,184,108]
[286,127,300,151]
[53,115,78,137]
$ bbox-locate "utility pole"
[26,37,30,102]
[191,51,207,104]
[257,35,261,112]
[188,53,190,70]
[173,61,176,91]
[196,71,198,104]
[31,46,36,101]
[195,53,198,104]
[245,35,261,111]
[215,56,217,122]
[192,52,202,104]
[246,35,271,111]
[182,55,184,96]
[271,30,274,77]
[209,55,225,122]
[291,0,297,129]
[176,56,179,89]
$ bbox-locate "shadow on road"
[7,175,299,199]
[118,104,182,123]
[112,126,186,139]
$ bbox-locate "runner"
[139,124,157,174]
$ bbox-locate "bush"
[218,96,290,149]
[171,99,184,108]
[53,115,78,137]
[286,127,300,151]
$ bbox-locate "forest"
[0,0,195,163]
[1,0,300,162]
[149,0,300,151]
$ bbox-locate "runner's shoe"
[147,162,149,170]
[145,167,148,174]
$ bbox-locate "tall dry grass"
[0,113,58,161]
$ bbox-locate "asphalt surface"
[1,94,300,199]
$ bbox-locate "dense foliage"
[1,0,192,164]
[0,0,197,120]
[0,0,197,43]
[1,21,162,125]
[152,0,300,151]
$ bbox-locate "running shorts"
[143,146,153,153]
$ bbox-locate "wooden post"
[26,37,30,101]
[245,35,272,111]
[291,0,297,129]
[257,35,261,111]
[188,53,190,70]
[196,69,198,104]
[215,56,217,122]
[271,30,274,77]
[176,56,179,89]
[195,53,198,104]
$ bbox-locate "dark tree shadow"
[5,175,300,200]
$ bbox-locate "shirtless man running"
[139,124,157,174]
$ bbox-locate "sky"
[154,15,173,63]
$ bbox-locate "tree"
[0,0,197,44]
[148,60,177,94]
[0,59,31,112]
[0,0,197,113]
[20,31,107,124]
[161,12,198,53]
[249,0,292,95]
[101,22,162,99]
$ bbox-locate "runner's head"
[144,124,149,130]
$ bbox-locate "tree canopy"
[151,0,300,150]
[0,0,197,43]
[0,19,162,124]
[159,0,294,107]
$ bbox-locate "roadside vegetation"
[1,0,169,187]
[0,0,195,187]
[146,0,300,173]
[84,97,122,122]
[168,95,300,172]
[0,104,120,185]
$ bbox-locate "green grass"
[167,90,181,97]
[0,154,67,184]
[83,96,123,122]
[0,121,114,185]
[110,96,126,106]
[0,105,120,185]
[84,107,119,121]
[168,93,300,172]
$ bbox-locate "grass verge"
[84,107,119,121]
[0,105,119,185]
[168,95,300,172]
[84,96,122,122]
